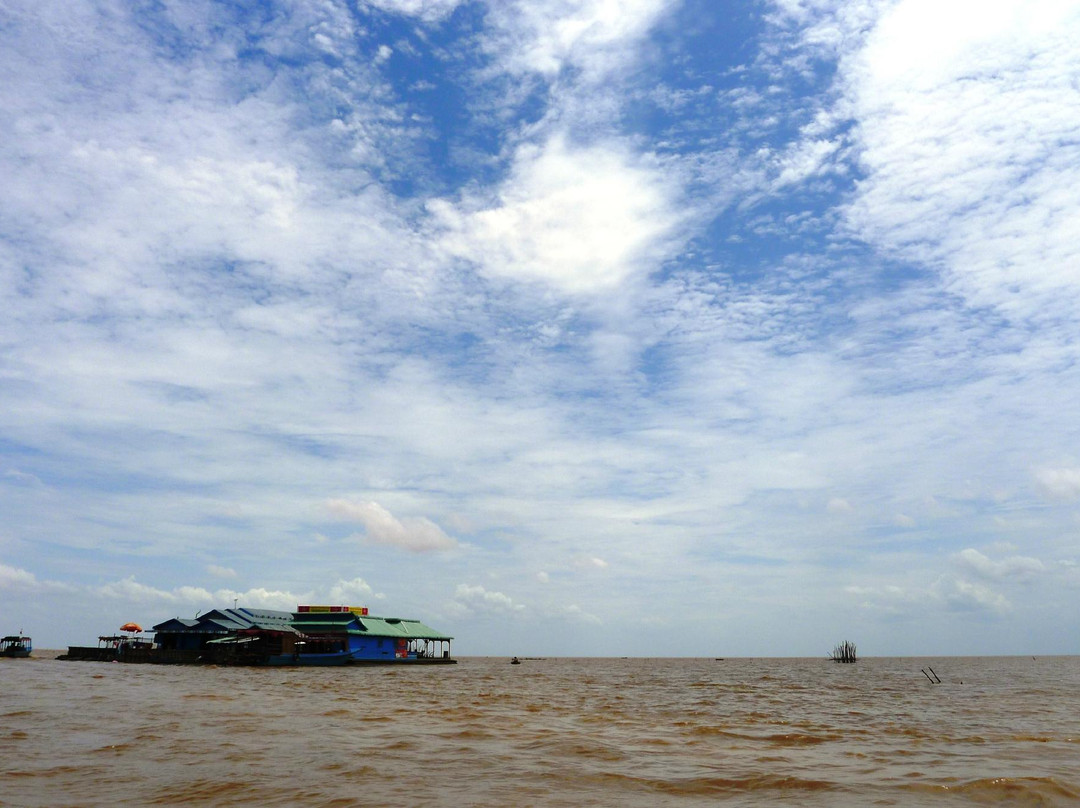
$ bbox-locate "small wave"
[1010,734,1076,744]
[579,770,838,795]
[762,732,841,746]
[1,765,88,779]
[685,725,744,739]
[92,742,136,754]
[440,728,496,740]
[683,725,841,746]
[523,737,626,761]
[907,776,1080,804]
[144,777,277,805]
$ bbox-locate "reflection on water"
[2,655,1078,806]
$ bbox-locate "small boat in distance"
[1,634,32,658]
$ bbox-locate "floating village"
[23,605,457,666]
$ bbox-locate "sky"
[2,0,1079,656]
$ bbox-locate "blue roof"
[154,607,294,634]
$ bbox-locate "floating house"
[62,606,454,666]
[291,607,453,664]
[153,607,297,652]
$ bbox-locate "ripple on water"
[2,656,1079,807]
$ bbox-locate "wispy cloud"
[839,0,1080,321]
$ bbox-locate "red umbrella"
[120,622,143,633]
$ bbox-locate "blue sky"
[2,0,1079,655]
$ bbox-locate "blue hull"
[266,652,353,666]
[264,652,457,666]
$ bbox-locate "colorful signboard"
[296,605,369,615]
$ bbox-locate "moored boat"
[1,634,32,658]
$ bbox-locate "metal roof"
[152,607,451,641]
[153,607,294,634]
[152,617,201,632]
[294,613,451,640]
[235,607,294,623]
[362,617,452,640]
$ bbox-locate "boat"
[60,634,155,662]
[1,634,32,658]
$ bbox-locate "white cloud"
[326,499,458,553]
[954,548,1046,582]
[215,587,301,611]
[485,0,670,79]
[1035,467,1080,500]
[3,0,1080,657]
[827,497,852,513]
[845,583,922,614]
[327,577,385,603]
[848,574,1013,618]
[840,0,1080,319]
[96,577,213,604]
[432,135,683,292]
[363,0,464,22]
[4,469,43,486]
[940,577,1011,615]
[570,555,610,570]
[206,565,237,579]
[95,577,304,612]
[453,583,526,615]
[771,137,842,189]
[0,563,39,590]
[558,603,603,624]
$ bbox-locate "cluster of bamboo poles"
[829,640,857,663]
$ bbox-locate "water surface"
[2,654,1077,806]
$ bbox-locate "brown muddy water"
[1,654,1078,806]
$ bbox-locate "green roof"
[291,613,451,640]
